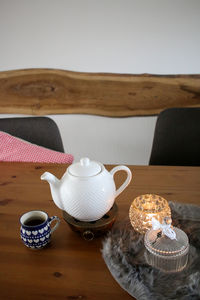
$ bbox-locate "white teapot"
[41,157,132,222]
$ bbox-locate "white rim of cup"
[20,210,48,228]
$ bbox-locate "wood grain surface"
[0,162,200,300]
[0,69,200,116]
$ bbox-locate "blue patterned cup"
[20,210,60,249]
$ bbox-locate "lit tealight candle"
[129,194,171,234]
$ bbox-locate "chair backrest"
[149,107,200,166]
[0,117,64,152]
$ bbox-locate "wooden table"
[0,162,200,300]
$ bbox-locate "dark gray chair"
[0,117,64,152]
[149,107,200,166]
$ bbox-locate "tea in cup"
[20,210,60,249]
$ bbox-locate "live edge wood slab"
[0,69,200,116]
[0,162,200,300]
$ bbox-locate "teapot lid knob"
[68,157,102,177]
[80,157,90,166]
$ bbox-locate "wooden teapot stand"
[63,204,118,240]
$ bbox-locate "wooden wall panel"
[0,69,200,116]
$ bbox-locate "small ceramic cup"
[20,210,60,249]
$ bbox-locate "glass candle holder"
[144,227,189,272]
[129,194,171,234]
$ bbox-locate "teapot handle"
[110,166,132,198]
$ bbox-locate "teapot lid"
[68,157,102,177]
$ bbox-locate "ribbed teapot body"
[60,168,116,221]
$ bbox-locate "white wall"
[0,0,200,164]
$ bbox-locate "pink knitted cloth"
[0,131,74,163]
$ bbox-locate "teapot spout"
[41,172,64,210]
[41,172,59,184]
